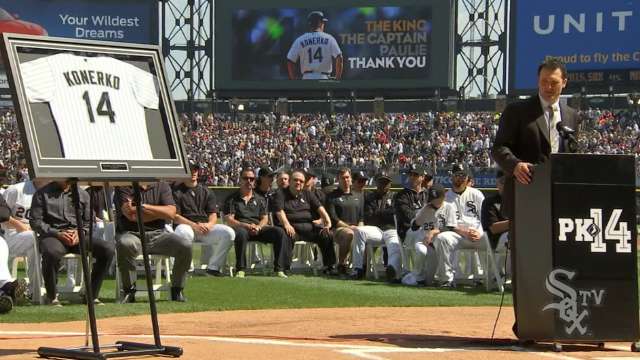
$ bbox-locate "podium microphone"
[556,122,578,152]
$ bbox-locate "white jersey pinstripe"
[2,180,36,230]
[20,53,159,160]
[413,201,458,231]
[445,187,485,232]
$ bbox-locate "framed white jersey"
[21,53,159,160]
[1,34,190,182]
[445,187,485,231]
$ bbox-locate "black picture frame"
[1,33,190,182]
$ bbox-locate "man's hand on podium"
[514,162,533,184]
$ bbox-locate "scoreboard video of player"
[215,0,454,91]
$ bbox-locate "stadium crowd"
[1,107,639,184]
[182,108,640,185]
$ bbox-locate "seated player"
[351,171,402,281]
[435,163,489,288]
[403,184,457,286]
[325,168,364,274]
[115,181,192,302]
[224,167,291,278]
[173,162,235,276]
[30,181,115,306]
[0,193,26,313]
[272,169,337,275]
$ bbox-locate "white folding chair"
[290,239,323,275]
[115,254,172,301]
[481,233,507,292]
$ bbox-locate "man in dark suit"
[491,58,580,337]
[492,59,579,218]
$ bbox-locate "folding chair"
[290,239,323,275]
[481,233,507,292]
[115,254,172,301]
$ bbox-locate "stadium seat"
[481,232,507,292]
[244,241,274,275]
[115,254,172,301]
[16,235,84,304]
[290,240,323,275]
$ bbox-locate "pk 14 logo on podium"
[543,269,606,336]
[557,208,632,253]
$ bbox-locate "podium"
[514,154,639,347]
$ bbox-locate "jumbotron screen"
[215,0,454,91]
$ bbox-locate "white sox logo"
[465,201,478,217]
[543,269,606,336]
[558,208,632,253]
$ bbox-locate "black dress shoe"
[170,287,186,302]
[349,268,365,280]
[385,266,397,282]
[205,269,225,277]
[322,266,339,276]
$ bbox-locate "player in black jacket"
[351,171,403,281]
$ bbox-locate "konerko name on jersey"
[20,53,159,161]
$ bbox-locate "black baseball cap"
[308,11,328,23]
[303,167,318,179]
[353,170,369,181]
[450,163,471,177]
[406,164,430,177]
[376,171,393,182]
[427,183,446,202]
[258,166,276,178]
[189,160,200,171]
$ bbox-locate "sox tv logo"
[557,208,632,254]
[543,269,605,336]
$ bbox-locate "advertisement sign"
[509,0,640,93]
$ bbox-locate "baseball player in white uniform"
[403,184,458,285]
[20,53,159,160]
[287,11,343,80]
[435,163,489,287]
[0,191,27,313]
[2,180,39,294]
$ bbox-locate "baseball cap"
[376,171,393,183]
[308,11,328,23]
[450,163,471,177]
[258,166,276,178]
[353,170,369,181]
[406,164,430,177]
[303,167,318,179]
[427,184,446,202]
[188,160,200,171]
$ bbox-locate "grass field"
[4,243,638,324]
[1,271,510,323]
